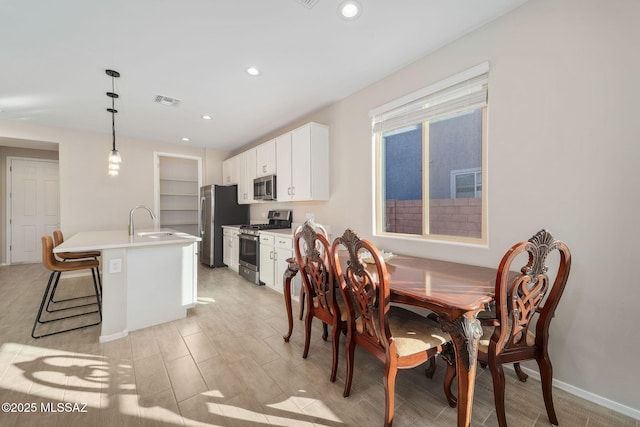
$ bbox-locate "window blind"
[371,62,489,134]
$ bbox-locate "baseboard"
[518,365,640,421]
[99,330,128,343]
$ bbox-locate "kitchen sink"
[136,231,174,238]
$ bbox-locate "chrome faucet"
[128,205,157,235]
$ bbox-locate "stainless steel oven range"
[238,210,292,284]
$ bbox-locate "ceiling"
[0,0,527,152]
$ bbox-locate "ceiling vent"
[294,0,319,9]
[153,95,181,107]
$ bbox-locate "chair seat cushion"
[50,258,99,272]
[478,322,535,352]
[312,293,348,322]
[57,251,101,260]
[388,306,450,357]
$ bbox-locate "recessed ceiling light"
[181,137,190,142]
[201,115,212,120]
[339,0,362,20]
[246,67,261,76]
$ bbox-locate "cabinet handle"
[262,165,267,173]
[274,252,278,261]
[291,186,295,195]
[287,187,292,195]
[270,251,274,260]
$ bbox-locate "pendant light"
[106,69,121,176]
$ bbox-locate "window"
[451,168,482,199]
[372,63,488,242]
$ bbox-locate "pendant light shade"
[106,69,121,176]
[109,149,121,164]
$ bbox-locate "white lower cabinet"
[259,232,293,294]
[222,226,240,272]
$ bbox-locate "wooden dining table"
[282,252,499,427]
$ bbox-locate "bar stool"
[32,235,102,339]
[53,230,101,261]
[50,230,102,303]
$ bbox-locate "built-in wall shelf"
[155,154,202,237]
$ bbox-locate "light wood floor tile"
[129,328,161,362]
[153,323,190,362]
[177,393,226,426]
[0,263,636,426]
[138,388,183,427]
[182,332,219,364]
[173,316,201,338]
[133,354,171,398]
[165,355,208,403]
[197,356,247,400]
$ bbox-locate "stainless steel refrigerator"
[199,184,249,267]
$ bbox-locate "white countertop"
[258,228,294,237]
[53,228,201,252]
[222,224,294,237]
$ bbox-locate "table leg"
[440,311,483,427]
[282,259,299,342]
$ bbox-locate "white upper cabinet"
[276,132,292,201]
[223,149,255,204]
[226,122,329,204]
[277,122,329,201]
[256,138,277,177]
[222,154,240,185]
[237,148,257,204]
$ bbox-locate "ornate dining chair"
[297,221,328,321]
[331,228,451,427]
[294,220,346,382]
[443,229,571,427]
[32,235,102,339]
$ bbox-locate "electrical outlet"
[109,258,122,273]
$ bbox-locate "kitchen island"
[54,229,201,342]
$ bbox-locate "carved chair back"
[332,228,392,354]
[491,229,572,357]
[294,221,337,319]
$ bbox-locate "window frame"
[373,105,488,245]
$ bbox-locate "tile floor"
[0,263,636,426]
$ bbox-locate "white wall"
[0,121,228,235]
[204,148,231,186]
[245,0,640,415]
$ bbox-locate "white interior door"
[9,158,60,264]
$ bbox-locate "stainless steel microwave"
[254,174,276,201]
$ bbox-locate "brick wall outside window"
[385,198,481,238]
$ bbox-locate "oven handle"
[239,233,259,242]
